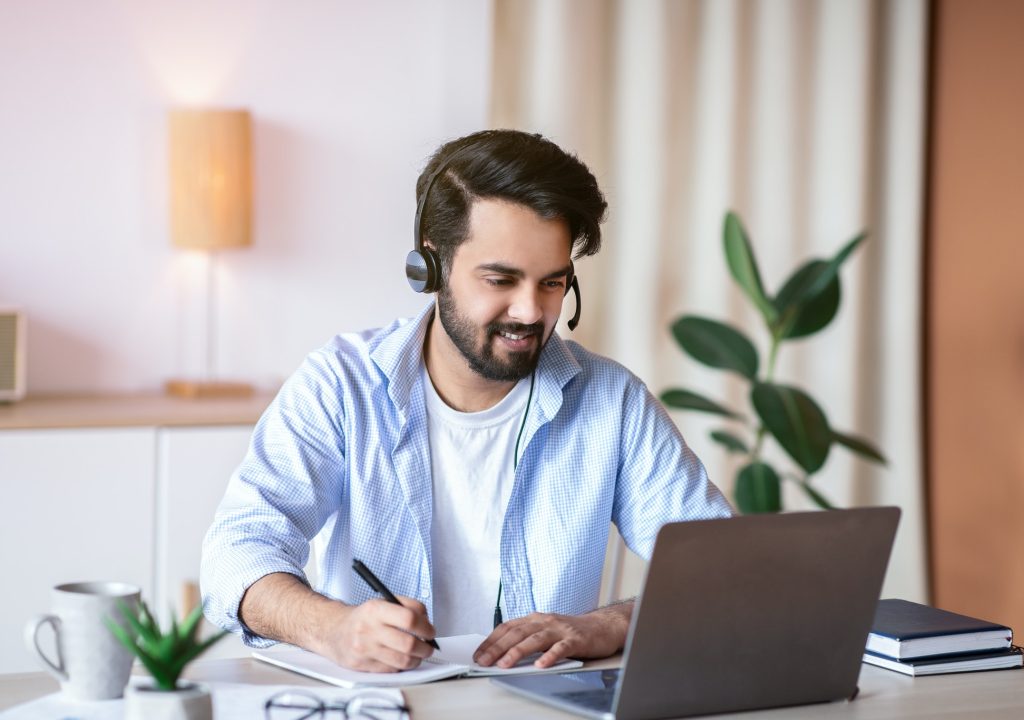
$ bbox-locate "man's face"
[435,198,572,382]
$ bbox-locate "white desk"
[2,657,1022,719]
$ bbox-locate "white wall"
[0,0,494,393]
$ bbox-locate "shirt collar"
[370,300,582,414]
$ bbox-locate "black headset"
[404,147,583,331]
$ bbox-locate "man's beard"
[436,287,546,382]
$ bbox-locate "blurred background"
[1,0,1021,673]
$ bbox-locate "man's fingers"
[474,622,517,663]
[494,629,557,668]
[535,638,574,668]
[371,598,437,642]
[396,595,428,615]
[372,640,426,671]
[475,621,539,665]
[477,621,550,667]
[336,599,436,671]
[378,624,435,660]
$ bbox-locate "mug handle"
[24,614,68,682]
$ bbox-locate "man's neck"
[424,313,517,413]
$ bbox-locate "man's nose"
[508,287,544,325]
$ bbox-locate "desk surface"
[2,657,1022,719]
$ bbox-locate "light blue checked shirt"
[201,302,732,646]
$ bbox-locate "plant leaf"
[773,233,865,328]
[104,617,140,655]
[735,462,782,513]
[106,600,226,691]
[177,630,229,671]
[751,382,832,473]
[179,605,205,643]
[660,389,744,420]
[670,315,759,379]
[772,260,841,340]
[723,212,778,326]
[710,430,749,454]
[799,481,836,510]
[138,601,160,639]
[832,429,887,465]
[118,600,159,647]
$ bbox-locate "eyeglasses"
[264,689,410,720]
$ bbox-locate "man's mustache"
[488,321,544,336]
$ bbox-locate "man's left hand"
[472,601,634,669]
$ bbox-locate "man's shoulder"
[295,312,426,392]
[555,336,642,389]
[311,314,416,362]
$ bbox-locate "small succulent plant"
[106,600,227,691]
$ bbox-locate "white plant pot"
[124,682,213,720]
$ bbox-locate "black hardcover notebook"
[863,646,1023,677]
[867,599,1012,660]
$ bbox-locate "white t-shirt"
[422,363,531,636]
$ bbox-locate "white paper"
[253,634,584,688]
[254,646,465,688]
[0,681,405,720]
[431,634,584,676]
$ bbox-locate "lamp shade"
[169,109,252,250]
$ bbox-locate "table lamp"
[165,108,254,399]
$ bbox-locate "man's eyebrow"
[476,262,573,280]
[476,263,524,278]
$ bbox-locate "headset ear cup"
[422,247,442,293]
[405,248,442,293]
[564,262,575,297]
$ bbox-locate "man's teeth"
[501,331,526,340]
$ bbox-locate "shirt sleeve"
[612,377,735,560]
[200,349,347,647]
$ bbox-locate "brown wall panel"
[928,0,1024,633]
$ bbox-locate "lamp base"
[164,379,254,399]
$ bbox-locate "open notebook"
[253,634,585,688]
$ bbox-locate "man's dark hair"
[416,130,607,277]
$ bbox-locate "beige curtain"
[491,0,928,602]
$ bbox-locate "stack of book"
[863,599,1022,676]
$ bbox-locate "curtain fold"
[491,0,928,602]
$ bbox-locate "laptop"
[492,507,900,720]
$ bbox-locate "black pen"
[352,558,440,650]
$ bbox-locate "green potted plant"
[107,600,227,720]
[661,211,886,513]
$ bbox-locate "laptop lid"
[495,507,900,720]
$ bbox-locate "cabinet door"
[0,428,156,673]
[156,426,255,658]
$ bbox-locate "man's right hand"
[238,572,437,673]
[313,595,437,672]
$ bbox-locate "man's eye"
[485,277,513,287]
[544,280,566,290]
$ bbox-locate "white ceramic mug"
[24,581,141,700]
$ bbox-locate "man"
[201,129,732,674]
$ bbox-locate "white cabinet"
[0,394,271,673]
[155,426,254,659]
[0,429,156,674]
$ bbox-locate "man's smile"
[490,322,543,353]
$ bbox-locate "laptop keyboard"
[554,688,616,712]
